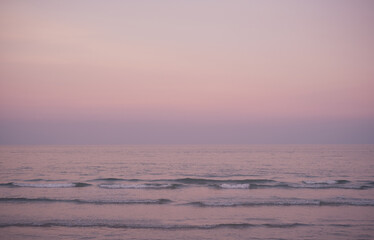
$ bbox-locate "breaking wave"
[302,180,350,185]
[218,184,251,189]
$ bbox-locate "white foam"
[13,183,76,188]
[98,184,172,189]
[219,183,250,189]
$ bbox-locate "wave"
[302,180,350,185]
[92,178,140,182]
[173,178,275,185]
[0,183,14,187]
[1,178,372,190]
[180,174,261,178]
[2,221,367,229]
[319,198,374,206]
[213,181,370,190]
[0,197,172,205]
[122,178,373,190]
[3,182,91,188]
[291,182,368,190]
[0,221,313,229]
[24,179,67,182]
[92,177,275,185]
[186,198,374,207]
[98,183,181,189]
[218,184,250,189]
[249,179,371,190]
[2,196,372,207]
[91,178,277,190]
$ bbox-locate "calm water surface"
[0,145,373,239]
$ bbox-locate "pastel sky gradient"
[1,0,373,144]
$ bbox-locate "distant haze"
[1,0,373,144]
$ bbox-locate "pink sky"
[0,0,373,144]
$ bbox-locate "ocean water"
[0,145,373,240]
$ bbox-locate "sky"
[0,0,373,144]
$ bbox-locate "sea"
[0,145,373,240]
